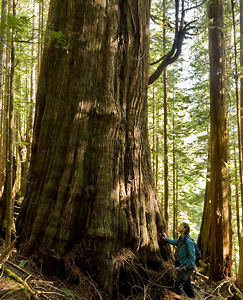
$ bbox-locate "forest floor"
[0,247,243,300]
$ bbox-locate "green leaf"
[19,260,28,268]
[60,288,75,300]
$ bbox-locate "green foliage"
[7,13,33,41]
[149,0,209,235]
[19,259,28,268]
[149,0,243,270]
[60,288,75,300]
[45,24,66,46]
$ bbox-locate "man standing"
[162,222,196,299]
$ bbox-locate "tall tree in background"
[0,0,8,197]
[197,148,211,264]
[0,0,46,235]
[6,0,16,246]
[236,0,243,291]
[231,0,241,245]
[208,0,231,280]
[17,0,171,295]
[163,0,169,228]
[18,0,37,196]
[0,0,15,241]
[172,108,178,239]
[241,0,243,206]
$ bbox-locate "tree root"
[2,265,77,299]
[3,267,39,300]
[0,287,29,300]
[1,258,77,300]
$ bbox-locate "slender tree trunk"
[19,0,36,195]
[231,0,241,247]
[175,164,178,238]
[6,0,15,246]
[0,101,4,197]
[197,150,211,265]
[163,69,169,226]
[231,0,243,231]
[237,237,243,291]
[233,135,241,245]
[236,0,243,291]
[0,0,10,235]
[37,0,44,79]
[0,0,8,197]
[240,0,243,230]
[208,0,231,280]
[172,112,176,239]
[152,86,155,179]
[17,0,170,296]
[156,101,159,193]
[163,0,169,228]
[152,85,159,194]
[18,74,28,196]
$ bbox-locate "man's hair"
[182,222,190,235]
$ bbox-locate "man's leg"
[183,272,195,298]
[174,270,189,295]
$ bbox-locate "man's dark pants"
[174,269,195,298]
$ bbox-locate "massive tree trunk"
[17,0,170,296]
[208,0,232,281]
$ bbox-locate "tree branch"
[148,28,185,85]
[150,54,167,66]
[184,0,207,13]
[148,0,199,86]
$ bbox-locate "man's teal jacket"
[165,236,196,271]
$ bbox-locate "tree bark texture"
[240,0,243,225]
[17,0,170,295]
[163,69,169,227]
[6,3,15,246]
[236,237,243,291]
[0,7,11,234]
[0,0,8,198]
[197,173,211,265]
[208,0,232,281]
[198,138,211,267]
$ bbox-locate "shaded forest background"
[0,0,243,297]
[149,0,241,274]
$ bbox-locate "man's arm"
[161,232,178,246]
[166,237,179,246]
